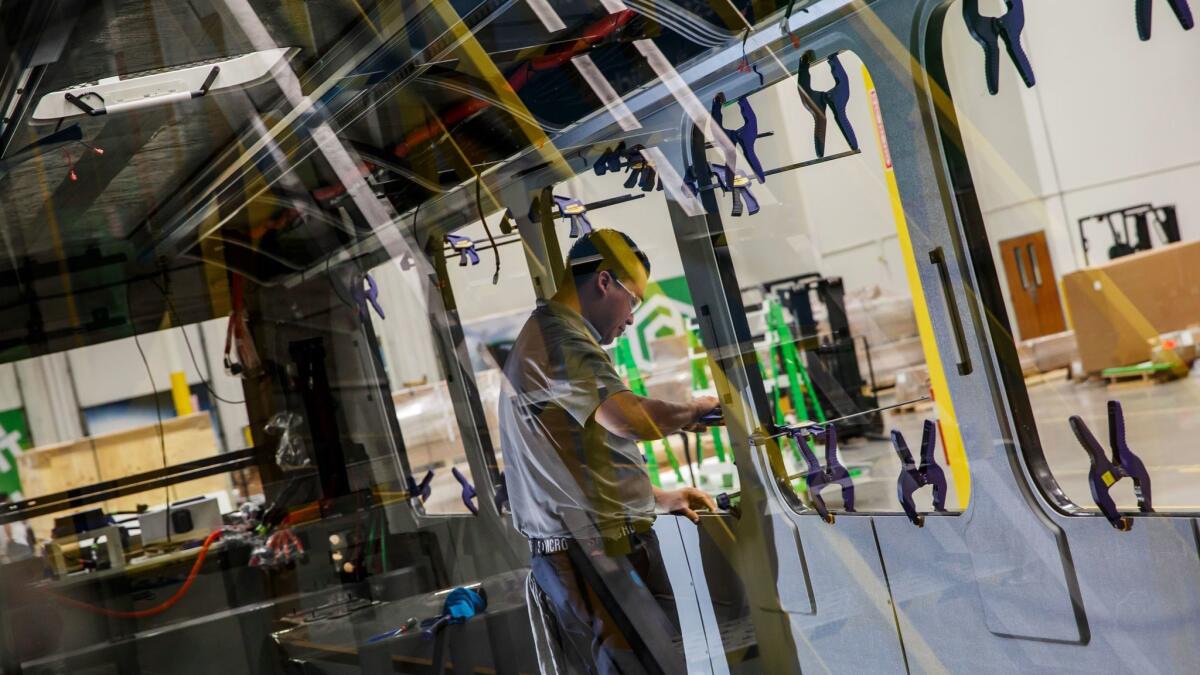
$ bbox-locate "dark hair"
[565,229,650,283]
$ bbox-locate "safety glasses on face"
[611,275,642,312]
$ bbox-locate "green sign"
[0,408,32,498]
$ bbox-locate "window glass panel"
[712,52,970,516]
[944,0,1200,513]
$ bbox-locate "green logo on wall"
[630,276,694,365]
[0,408,32,498]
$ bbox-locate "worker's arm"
[653,486,718,523]
[594,391,719,442]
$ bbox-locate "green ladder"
[614,336,684,486]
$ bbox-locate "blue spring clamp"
[963,0,1036,96]
[352,273,385,320]
[712,93,767,183]
[1068,400,1154,531]
[445,234,479,266]
[622,145,662,192]
[892,421,948,528]
[1136,0,1194,40]
[796,53,859,158]
[451,467,479,515]
[407,470,434,502]
[791,425,855,523]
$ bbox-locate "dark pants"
[530,530,686,675]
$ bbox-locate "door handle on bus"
[929,247,972,376]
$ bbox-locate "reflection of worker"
[499,229,717,673]
[0,492,33,562]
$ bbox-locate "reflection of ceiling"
[0,0,794,359]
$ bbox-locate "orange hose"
[46,529,223,619]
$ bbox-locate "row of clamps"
[782,419,945,527]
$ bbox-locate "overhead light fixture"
[31,47,296,122]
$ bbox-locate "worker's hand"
[682,396,720,432]
[655,487,718,524]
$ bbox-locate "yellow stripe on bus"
[862,65,970,508]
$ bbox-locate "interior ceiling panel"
[0,0,791,360]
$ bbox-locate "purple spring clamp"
[712,93,766,183]
[553,195,593,238]
[963,0,1036,95]
[446,234,480,266]
[791,424,855,524]
[1136,0,1194,40]
[797,53,859,158]
[352,273,385,320]
[451,467,479,515]
[709,164,760,217]
[892,420,948,528]
[406,470,434,502]
[1069,400,1154,531]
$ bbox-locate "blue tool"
[710,164,760,216]
[788,425,854,523]
[712,93,766,182]
[892,420,948,528]
[963,0,1036,95]
[352,273,385,320]
[622,145,662,192]
[406,470,434,502]
[451,467,479,515]
[1136,0,1194,40]
[699,406,724,426]
[553,195,593,237]
[421,587,488,640]
[593,141,625,176]
[1069,400,1154,531]
[445,234,480,266]
[367,617,418,643]
[796,53,859,158]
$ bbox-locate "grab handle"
[929,247,972,376]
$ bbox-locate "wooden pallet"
[1102,362,1173,385]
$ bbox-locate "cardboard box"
[1024,330,1077,373]
[1060,241,1200,374]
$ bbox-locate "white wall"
[943,0,1200,338]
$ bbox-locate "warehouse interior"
[1,0,1198,673]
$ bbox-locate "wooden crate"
[15,413,228,540]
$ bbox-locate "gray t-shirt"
[498,301,655,540]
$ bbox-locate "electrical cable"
[126,279,171,544]
[148,278,246,405]
[473,178,501,284]
[46,529,223,618]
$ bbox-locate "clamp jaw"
[1136,0,1194,41]
[796,53,859,158]
[963,0,1036,95]
[451,467,479,515]
[892,420,948,527]
[406,470,434,503]
[791,424,855,523]
[351,273,385,320]
[1068,400,1154,531]
[445,234,480,266]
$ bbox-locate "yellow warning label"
[1101,471,1116,487]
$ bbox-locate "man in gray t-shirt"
[499,229,717,674]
